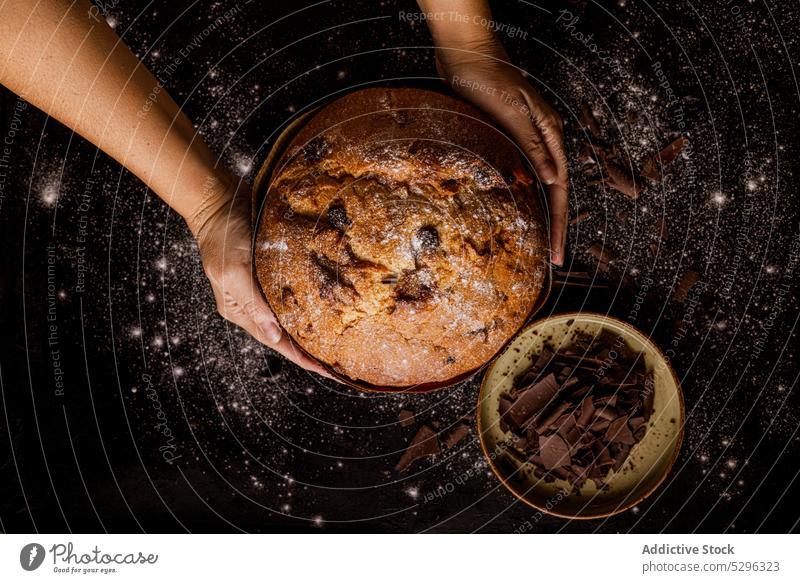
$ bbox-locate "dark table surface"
[1,0,798,533]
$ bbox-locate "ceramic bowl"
[477,312,684,519]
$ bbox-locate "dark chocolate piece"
[504,373,559,427]
[539,434,571,470]
[442,423,471,449]
[394,425,440,472]
[398,409,415,427]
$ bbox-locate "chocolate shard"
[398,409,415,427]
[587,243,615,272]
[674,270,700,302]
[506,373,560,427]
[535,401,571,433]
[641,374,655,421]
[394,425,440,473]
[629,416,646,433]
[498,396,515,427]
[603,160,643,199]
[605,416,636,445]
[570,210,591,225]
[577,398,595,428]
[656,217,668,241]
[640,136,688,181]
[441,423,471,449]
[611,443,631,471]
[539,433,571,470]
[580,103,602,137]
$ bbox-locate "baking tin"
[251,86,553,393]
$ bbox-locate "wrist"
[182,170,238,240]
[434,32,506,71]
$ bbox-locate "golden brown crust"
[255,87,548,387]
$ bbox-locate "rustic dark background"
[0,0,798,533]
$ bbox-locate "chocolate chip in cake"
[302,136,331,163]
[413,225,440,253]
[327,202,351,231]
[395,268,434,302]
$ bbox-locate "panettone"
[254,87,548,388]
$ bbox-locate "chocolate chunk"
[395,268,434,302]
[539,433,571,470]
[303,136,330,162]
[640,136,688,181]
[398,409,415,427]
[327,202,351,231]
[394,425,440,472]
[442,423,471,449]
[413,225,440,252]
[674,270,700,302]
[504,373,560,427]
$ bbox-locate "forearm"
[0,0,230,229]
[415,0,496,50]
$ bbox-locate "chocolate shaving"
[640,136,688,181]
[674,270,700,302]
[398,409,415,427]
[656,217,668,241]
[579,103,602,138]
[603,160,643,198]
[441,423,471,449]
[503,373,560,427]
[587,243,616,272]
[394,425,440,472]
[570,210,591,225]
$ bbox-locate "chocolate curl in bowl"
[501,373,560,428]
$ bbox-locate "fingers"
[224,308,333,379]
[213,264,334,378]
[546,180,569,266]
[216,264,282,344]
[486,95,559,185]
[521,91,569,266]
[270,336,336,380]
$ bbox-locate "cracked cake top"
[255,87,548,388]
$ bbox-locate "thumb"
[219,265,282,345]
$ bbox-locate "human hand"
[435,39,569,266]
[188,178,333,378]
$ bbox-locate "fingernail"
[550,247,563,266]
[261,322,282,344]
[542,160,558,184]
